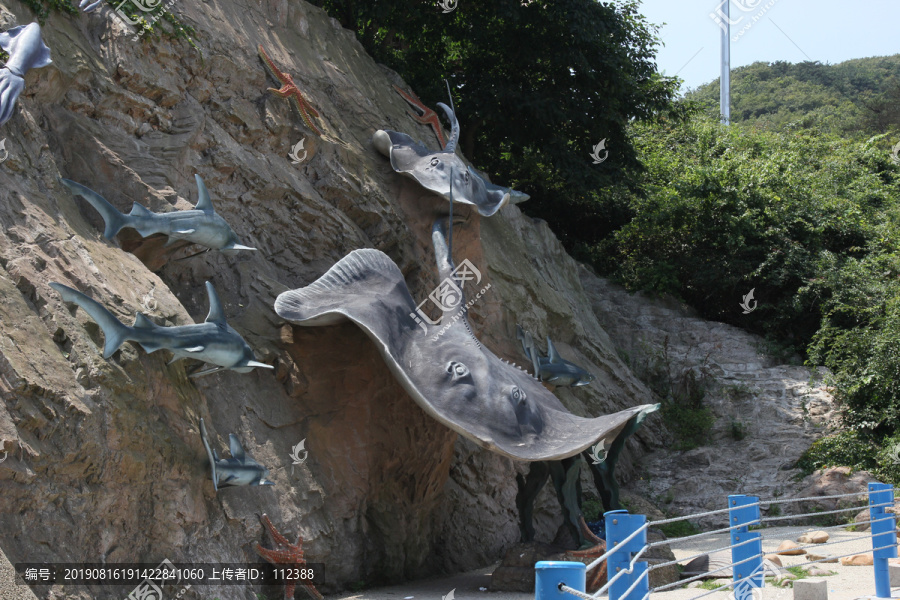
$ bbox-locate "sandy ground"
[332,526,900,600]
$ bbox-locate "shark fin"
[547,337,562,364]
[528,345,542,381]
[245,360,274,370]
[129,203,152,217]
[166,355,184,365]
[199,418,219,491]
[174,228,196,235]
[194,175,215,213]
[204,281,227,325]
[50,283,132,359]
[138,341,163,353]
[222,243,257,252]
[132,312,156,330]
[228,434,246,461]
[59,178,128,240]
[189,365,225,378]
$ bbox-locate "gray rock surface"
[581,273,841,525]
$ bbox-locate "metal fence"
[535,482,898,600]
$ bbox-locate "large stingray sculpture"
[373,88,528,217]
[275,218,656,461]
[0,23,52,126]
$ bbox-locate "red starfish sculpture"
[258,45,323,137]
[393,85,446,148]
[254,513,324,600]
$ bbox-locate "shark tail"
[199,418,219,491]
[50,283,133,359]
[59,178,129,240]
[275,249,414,329]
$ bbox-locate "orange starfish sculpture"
[254,513,324,600]
[258,45,323,137]
[564,516,608,593]
[393,85,446,148]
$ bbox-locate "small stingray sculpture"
[275,218,656,461]
[200,418,274,490]
[517,325,596,387]
[373,85,528,217]
[0,23,52,127]
[50,281,273,378]
[60,175,255,254]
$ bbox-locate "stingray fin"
[194,175,215,212]
[547,337,562,364]
[228,434,246,461]
[275,249,418,346]
[204,281,226,325]
[0,24,52,71]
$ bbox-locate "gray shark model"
[373,93,528,217]
[275,218,655,461]
[59,175,256,253]
[50,281,273,378]
[516,325,596,387]
[200,418,274,490]
[0,23,52,126]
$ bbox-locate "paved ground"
[332,526,899,600]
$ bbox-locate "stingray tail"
[59,178,129,240]
[199,418,219,491]
[50,283,133,358]
[275,249,411,326]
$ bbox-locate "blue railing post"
[869,482,898,598]
[535,561,585,600]
[605,509,648,600]
[728,494,762,597]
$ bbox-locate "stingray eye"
[463,170,470,183]
[511,387,526,405]
[447,361,470,380]
[430,158,440,167]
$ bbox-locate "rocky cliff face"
[0,1,662,598]
[583,274,838,526]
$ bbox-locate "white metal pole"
[720,0,731,124]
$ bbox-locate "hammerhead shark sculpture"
[200,418,274,490]
[373,85,528,217]
[516,325,596,387]
[59,175,256,254]
[50,281,273,378]
[275,217,656,461]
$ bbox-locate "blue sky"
[635,0,900,94]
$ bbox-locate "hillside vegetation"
[686,56,900,135]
